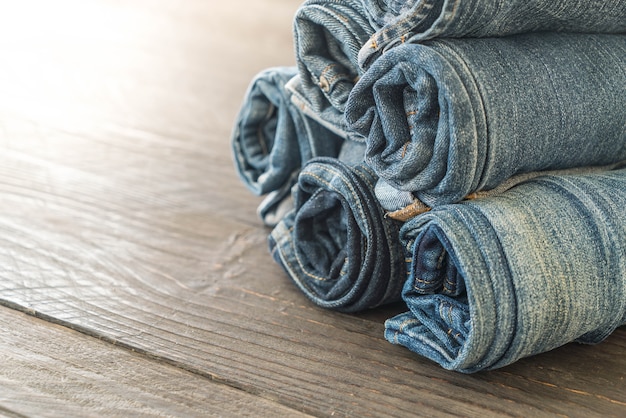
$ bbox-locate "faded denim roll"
[385,167,626,373]
[232,67,343,225]
[359,0,626,69]
[293,0,376,137]
[345,33,626,207]
[268,158,405,312]
[286,75,365,143]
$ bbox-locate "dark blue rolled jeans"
[268,158,405,312]
[231,67,343,225]
[345,33,626,207]
[386,167,626,373]
[359,0,626,69]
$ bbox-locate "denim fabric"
[259,134,366,227]
[345,33,626,207]
[375,178,414,212]
[232,67,343,197]
[337,138,366,166]
[385,168,626,372]
[359,0,626,69]
[286,75,365,143]
[293,0,377,138]
[376,163,626,214]
[268,158,405,312]
[256,173,298,227]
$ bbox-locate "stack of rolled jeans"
[231,0,626,372]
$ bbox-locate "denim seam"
[290,170,363,282]
[434,39,489,195]
[369,1,431,51]
[456,207,517,371]
[312,164,366,221]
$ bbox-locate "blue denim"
[268,158,405,312]
[359,0,626,69]
[259,130,366,226]
[337,137,366,166]
[293,0,377,137]
[385,167,626,373]
[286,75,365,143]
[232,67,344,225]
[376,163,626,221]
[345,33,626,207]
[256,172,298,227]
[375,178,414,212]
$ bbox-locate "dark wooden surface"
[0,1,623,416]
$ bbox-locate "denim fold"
[232,67,344,225]
[268,158,405,312]
[359,0,626,69]
[293,0,377,137]
[345,33,626,207]
[286,75,365,143]
[385,168,626,373]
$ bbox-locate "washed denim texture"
[345,33,626,207]
[257,123,365,227]
[293,0,376,139]
[359,0,626,69]
[385,167,626,373]
[232,67,343,224]
[268,158,405,312]
[286,75,365,143]
[376,163,626,218]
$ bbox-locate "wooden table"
[0,1,623,416]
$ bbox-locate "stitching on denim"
[414,277,436,285]
[371,1,431,49]
[436,249,446,270]
[401,142,410,159]
[399,317,418,333]
[443,276,456,294]
[349,164,376,196]
[312,165,365,220]
[320,63,352,86]
[288,167,365,282]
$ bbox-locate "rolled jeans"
[232,67,343,224]
[293,0,377,137]
[385,167,626,373]
[359,0,626,69]
[268,158,405,312]
[345,33,626,207]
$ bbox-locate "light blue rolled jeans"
[386,167,626,373]
[231,67,343,225]
[345,33,626,207]
[359,0,626,69]
[293,0,377,139]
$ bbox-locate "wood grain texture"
[0,1,624,417]
[0,306,310,417]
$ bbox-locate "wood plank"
[0,0,624,416]
[0,305,309,417]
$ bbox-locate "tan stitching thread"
[401,142,409,158]
[436,248,446,270]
